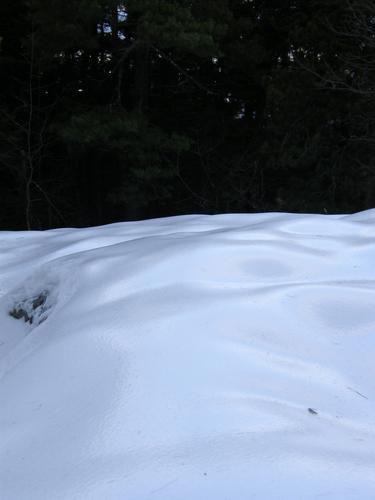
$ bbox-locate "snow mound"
[1,212,375,499]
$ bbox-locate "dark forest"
[1,0,374,229]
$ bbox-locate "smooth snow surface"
[1,212,375,499]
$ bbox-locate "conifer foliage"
[0,1,374,228]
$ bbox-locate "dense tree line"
[0,0,375,229]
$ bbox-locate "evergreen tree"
[0,0,374,228]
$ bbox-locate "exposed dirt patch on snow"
[9,289,52,325]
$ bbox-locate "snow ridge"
[1,212,375,499]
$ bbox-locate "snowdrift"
[1,212,375,499]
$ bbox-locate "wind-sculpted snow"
[1,212,375,499]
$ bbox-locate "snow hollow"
[1,211,375,499]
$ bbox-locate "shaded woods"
[1,0,375,229]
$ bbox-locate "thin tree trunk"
[134,43,150,114]
[25,30,35,230]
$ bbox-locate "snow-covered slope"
[1,211,375,499]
